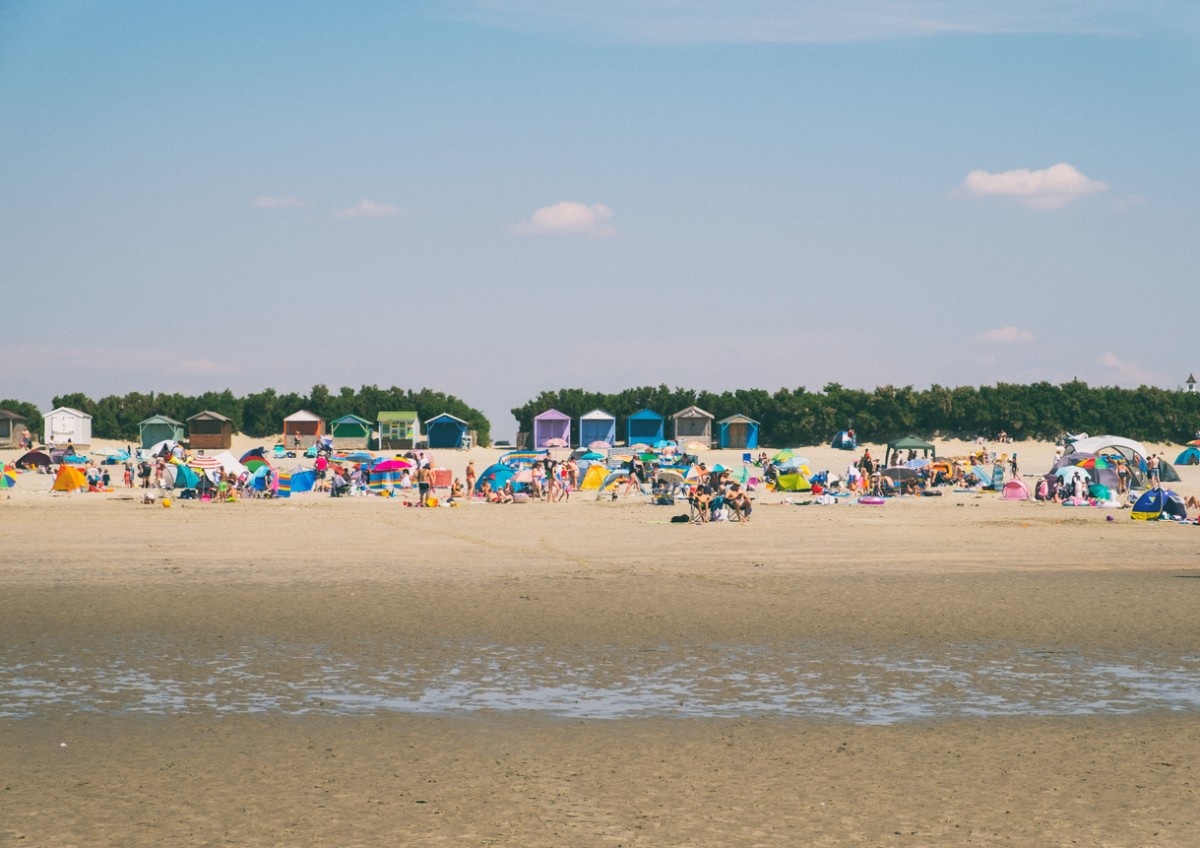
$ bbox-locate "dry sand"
[2,438,1198,846]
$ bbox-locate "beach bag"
[670,514,690,523]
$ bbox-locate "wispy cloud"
[335,198,401,219]
[448,1,1167,44]
[958,163,1108,209]
[1098,352,1157,384]
[975,326,1035,344]
[253,195,309,208]
[511,201,616,236]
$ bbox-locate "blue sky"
[2,1,1197,437]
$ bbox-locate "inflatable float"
[857,496,886,505]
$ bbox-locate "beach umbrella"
[0,465,15,488]
[683,441,707,454]
[588,440,611,451]
[1054,466,1090,482]
[239,447,267,463]
[15,450,50,470]
[652,439,675,450]
[372,458,412,472]
[580,451,605,461]
[628,443,650,453]
[639,452,657,462]
[543,437,569,448]
[188,456,221,470]
[657,469,687,486]
[771,449,809,465]
[1073,455,1111,469]
[242,457,271,473]
[904,457,931,470]
[341,450,374,462]
[513,469,533,483]
[882,466,918,481]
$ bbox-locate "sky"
[2,1,1198,438]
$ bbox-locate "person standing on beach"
[416,462,431,506]
[1148,454,1160,485]
[465,460,476,492]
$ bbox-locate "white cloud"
[975,326,1035,344]
[1098,352,1157,384]
[253,196,308,208]
[511,201,616,236]
[450,1,1167,44]
[335,198,401,219]
[958,163,1108,209]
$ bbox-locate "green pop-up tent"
[884,435,936,467]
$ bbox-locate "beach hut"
[533,408,572,448]
[138,414,186,449]
[578,409,617,448]
[426,412,470,449]
[283,410,324,450]
[186,410,234,450]
[626,408,664,446]
[329,414,372,450]
[44,406,92,448]
[671,406,713,448]
[0,409,27,449]
[717,414,760,450]
[377,411,420,450]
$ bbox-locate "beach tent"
[329,414,372,449]
[578,409,617,448]
[187,410,234,450]
[289,466,317,493]
[830,431,857,450]
[51,463,86,492]
[1175,447,1200,466]
[426,412,470,449]
[211,451,249,478]
[474,462,514,492]
[283,410,324,449]
[0,409,27,449]
[774,471,812,492]
[1001,479,1031,500]
[671,406,713,448]
[1131,488,1188,521]
[44,406,92,448]
[15,449,51,470]
[626,409,665,445]
[579,463,610,491]
[884,435,936,467]
[138,415,185,449]
[717,414,760,450]
[377,411,420,450]
[166,462,200,490]
[1064,435,1180,483]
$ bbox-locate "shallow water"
[2,640,1197,724]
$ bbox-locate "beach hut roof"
[330,413,372,426]
[718,413,759,425]
[580,408,615,421]
[377,410,418,422]
[0,409,26,421]
[138,414,184,426]
[47,406,92,420]
[672,405,713,419]
[628,408,663,420]
[426,412,469,425]
[187,410,232,422]
[283,409,323,423]
[534,408,570,421]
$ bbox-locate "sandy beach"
[2,437,1198,846]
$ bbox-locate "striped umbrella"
[187,456,222,470]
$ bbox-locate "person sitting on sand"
[449,478,465,501]
[498,483,514,504]
[1185,495,1200,510]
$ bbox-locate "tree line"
[512,382,1200,447]
[7,386,492,445]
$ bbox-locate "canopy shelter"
[44,406,92,448]
[187,410,233,450]
[717,414,760,450]
[426,412,470,449]
[329,414,372,449]
[377,411,420,450]
[671,406,713,448]
[578,409,616,448]
[0,409,27,449]
[626,409,664,446]
[283,410,324,449]
[532,408,571,449]
[1064,434,1179,483]
[138,414,185,449]
[884,435,936,467]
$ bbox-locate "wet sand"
[2,441,1199,845]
